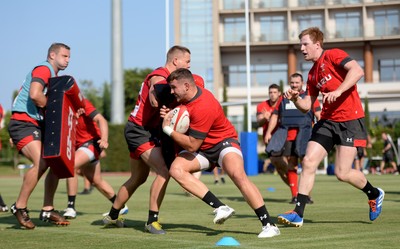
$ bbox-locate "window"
[379,59,400,82]
[374,9,400,36]
[224,63,287,87]
[300,62,313,83]
[259,15,286,41]
[222,0,244,10]
[335,12,361,38]
[298,13,323,33]
[223,17,246,42]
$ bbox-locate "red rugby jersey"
[257,97,280,138]
[128,67,170,129]
[185,88,237,151]
[75,99,101,147]
[306,49,364,122]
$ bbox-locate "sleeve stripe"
[31,77,46,87]
[340,56,353,68]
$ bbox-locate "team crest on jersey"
[320,63,325,72]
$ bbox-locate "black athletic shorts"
[270,141,297,157]
[8,119,43,151]
[124,121,161,159]
[310,118,367,153]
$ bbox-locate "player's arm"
[264,113,278,144]
[30,82,47,108]
[149,75,167,108]
[171,133,203,153]
[286,89,314,113]
[92,113,109,150]
[322,60,364,104]
[257,109,271,127]
[30,66,51,108]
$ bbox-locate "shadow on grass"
[169,192,290,204]
[90,218,256,236]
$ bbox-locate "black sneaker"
[307,196,314,204]
[0,205,8,212]
[221,177,225,184]
[289,197,297,204]
[40,209,70,226]
[214,180,219,185]
[10,203,35,229]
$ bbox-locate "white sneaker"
[258,223,281,238]
[102,205,129,216]
[213,205,235,224]
[63,208,77,219]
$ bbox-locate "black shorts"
[383,150,395,163]
[8,119,43,151]
[270,141,297,157]
[310,118,367,153]
[124,121,161,159]
[356,147,365,160]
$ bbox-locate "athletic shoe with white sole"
[102,205,129,217]
[63,207,77,219]
[257,223,281,238]
[213,205,235,224]
[277,211,303,227]
[144,221,166,234]
[369,187,385,221]
[103,215,124,228]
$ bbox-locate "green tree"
[279,79,284,92]
[102,83,111,121]
[223,82,228,116]
[80,80,102,113]
[124,68,153,117]
[364,97,370,132]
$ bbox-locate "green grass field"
[0,168,399,249]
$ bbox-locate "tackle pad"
[43,75,85,178]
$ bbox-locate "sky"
[0,0,173,112]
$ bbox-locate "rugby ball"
[169,105,190,133]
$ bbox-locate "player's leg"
[103,158,149,228]
[221,150,280,238]
[170,152,234,225]
[63,148,91,219]
[140,146,170,234]
[278,141,327,227]
[9,120,47,229]
[40,169,69,226]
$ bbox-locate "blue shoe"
[369,188,384,221]
[277,211,303,227]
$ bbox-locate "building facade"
[174,0,400,132]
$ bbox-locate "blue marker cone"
[267,187,275,192]
[216,236,240,246]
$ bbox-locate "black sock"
[147,210,159,224]
[109,206,121,220]
[254,206,273,226]
[361,181,380,200]
[68,195,76,209]
[109,194,117,203]
[293,194,308,218]
[202,191,224,208]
